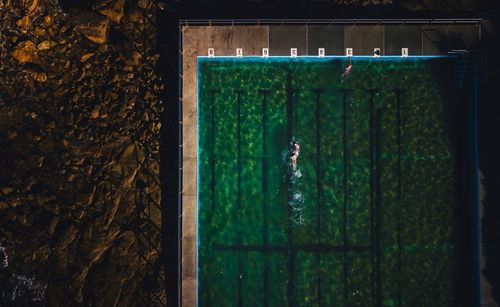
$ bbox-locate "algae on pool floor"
[198,57,459,306]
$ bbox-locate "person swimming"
[341,60,352,83]
[290,140,300,171]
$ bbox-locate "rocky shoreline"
[0,0,163,305]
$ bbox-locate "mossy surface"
[198,57,459,306]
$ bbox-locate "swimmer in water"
[290,140,300,171]
[341,60,352,83]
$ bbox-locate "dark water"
[198,57,459,306]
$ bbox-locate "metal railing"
[180,18,483,26]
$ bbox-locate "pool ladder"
[449,50,477,92]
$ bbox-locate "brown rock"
[97,44,108,53]
[1,187,13,195]
[21,0,38,14]
[58,224,77,250]
[16,15,30,29]
[37,40,53,50]
[33,245,50,262]
[80,53,95,62]
[95,0,125,23]
[126,51,141,66]
[91,105,101,119]
[1,85,16,100]
[43,15,52,27]
[127,8,142,23]
[12,41,38,64]
[33,72,47,82]
[74,11,110,44]
[18,214,27,225]
[60,25,69,33]
[8,130,18,139]
[34,26,46,36]
[0,201,8,210]
[48,216,59,235]
[137,0,150,9]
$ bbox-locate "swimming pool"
[196,56,476,306]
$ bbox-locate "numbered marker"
[374,48,381,57]
[236,48,243,57]
[208,48,215,57]
[402,48,408,57]
[262,48,269,57]
[346,48,353,57]
[290,48,297,57]
[318,48,325,57]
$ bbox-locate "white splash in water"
[283,138,306,226]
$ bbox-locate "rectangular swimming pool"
[196,56,478,306]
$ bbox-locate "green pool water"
[197,57,460,306]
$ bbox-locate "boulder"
[21,0,38,15]
[11,40,39,64]
[16,16,30,31]
[95,0,125,24]
[37,40,54,50]
[74,11,110,44]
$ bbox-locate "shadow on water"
[479,18,500,306]
[428,58,477,307]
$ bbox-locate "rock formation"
[0,0,164,305]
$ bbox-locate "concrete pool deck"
[181,25,268,306]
